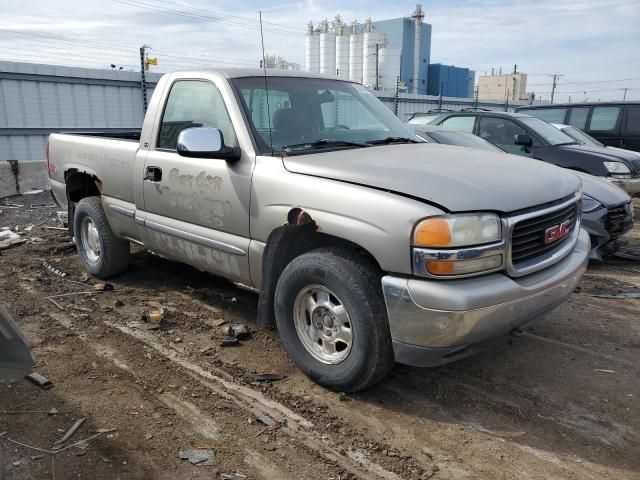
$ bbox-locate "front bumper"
[582,204,634,261]
[382,228,589,367]
[609,176,640,196]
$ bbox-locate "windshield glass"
[427,131,503,152]
[519,117,576,146]
[560,126,604,146]
[232,77,413,154]
[408,114,443,125]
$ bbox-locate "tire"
[73,196,130,279]
[274,248,395,392]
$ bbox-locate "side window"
[526,108,567,124]
[478,117,529,155]
[624,106,640,134]
[440,116,476,132]
[589,106,621,132]
[568,107,589,129]
[158,81,234,150]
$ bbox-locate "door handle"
[144,166,162,182]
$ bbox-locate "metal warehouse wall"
[0,61,162,162]
[375,92,529,120]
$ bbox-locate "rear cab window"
[568,107,590,129]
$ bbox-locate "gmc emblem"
[545,220,571,244]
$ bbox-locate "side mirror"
[514,134,533,146]
[177,127,240,161]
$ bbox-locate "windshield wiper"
[366,136,419,145]
[282,139,371,154]
[556,141,579,146]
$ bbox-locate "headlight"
[582,194,602,213]
[604,161,631,175]
[413,213,501,248]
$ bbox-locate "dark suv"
[515,102,640,153]
[428,111,640,195]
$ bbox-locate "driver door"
[141,79,252,283]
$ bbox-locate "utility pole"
[621,88,630,100]
[438,81,443,109]
[549,74,563,104]
[512,76,516,101]
[374,43,380,91]
[139,45,150,113]
[394,76,400,116]
[474,85,479,108]
[505,89,509,112]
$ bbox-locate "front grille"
[605,203,633,238]
[511,201,579,266]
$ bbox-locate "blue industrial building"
[427,63,475,98]
[371,13,432,94]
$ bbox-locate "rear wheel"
[274,248,394,392]
[73,197,130,279]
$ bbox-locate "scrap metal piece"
[0,305,35,385]
[42,261,68,277]
[254,373,286,383]
[178,448,215,466]
[614,250,640,261]
[52,417,86,449]
[25,373,52,390]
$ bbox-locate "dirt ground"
[1,191,639,480]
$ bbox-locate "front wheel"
[274,248,394,392]
[73,197,130,279]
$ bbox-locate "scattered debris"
[42,261,68,277]
[0,203,24,209]
[114,299,124,307]
[590,292,640,299]
[12,461,21,467]
[29,203,56,209]
[220,337,239,347]
[230,323,250,340]
[142,308,164,325]
[594,369,616,374]
[53,417,86,449]
[46,298,65,311]
[23,225,35,232]
[338,392,347,402]
[213,318,228,327]
[254,373,286,383]
[43,226,68,231]
[23,189,45,195]
[220,473,247,479]
[614,250,640,261]
[94,283,114,292]
[50,242,76,254]
[178,448,215,466]
[0,229,26,251]
[25,372,53,390]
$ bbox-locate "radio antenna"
[259,10,274,155]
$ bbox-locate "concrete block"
[0,160,50,198]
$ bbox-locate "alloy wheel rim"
[293,284,353,364]
[80,217,101,263]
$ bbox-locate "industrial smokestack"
[411,4,424,94]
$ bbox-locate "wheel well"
[65,170,101,236]
[256,208,382,329]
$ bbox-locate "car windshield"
[425,131,503,152]
[560,126,604,147]
[408,114,443,125]
[519,117,576,146]
[232,76,414,154]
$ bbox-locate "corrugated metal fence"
[0,61,161,162]
[0,60,531,162]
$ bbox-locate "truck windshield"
[232,76,414,154]
[560,126,604,147]
[519,117,576,146]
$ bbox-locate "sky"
[0,0,639,102]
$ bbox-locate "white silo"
[319,19,336,75]
[378,47,401,91]
[362,19,383,89]
[305,22,320,73]
[348,21,363,84]
[335,18,350,79]
[411,4,424,94]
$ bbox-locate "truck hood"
[283,144,581,213]
[574,172,631,207]
[558,144,640,174]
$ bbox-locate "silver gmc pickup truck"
[47,70,590,391]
